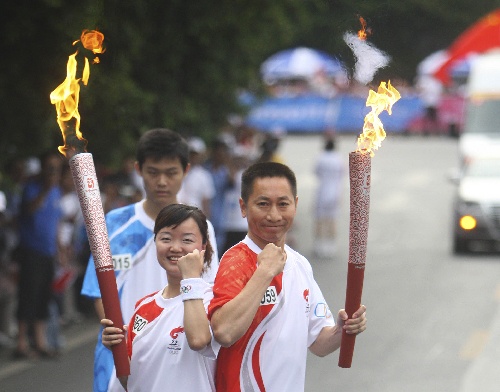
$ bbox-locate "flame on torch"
[356,81,401,156]
[49,30,105,158]
[338,80,400,368]
[357,16,371,40]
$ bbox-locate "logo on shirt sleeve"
[314,303,332,318]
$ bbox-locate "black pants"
[16,247,55,322]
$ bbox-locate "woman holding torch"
[101,204,219,391]
[80,129,219,392]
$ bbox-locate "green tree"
[0,0,499,170]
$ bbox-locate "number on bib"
[260,286,278,305]
[132,315,148,334]
[112,254,132,270]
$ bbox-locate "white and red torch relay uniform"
[123,285,220,392]
[81,201,218,392]
[208,236,335,392]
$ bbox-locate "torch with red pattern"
[49,30,129,377]
[338,81,400,368]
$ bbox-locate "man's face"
[137,157,187,208]
[240,176,297,249]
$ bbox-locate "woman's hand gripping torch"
[338,81,400,368]
[49,30,129,377]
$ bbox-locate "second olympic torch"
[338,81,400,368]
[50,30,129,377]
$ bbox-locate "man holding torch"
[208,161,366,392]
[81,128,219,392]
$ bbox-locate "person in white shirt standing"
[313,136,345,258]
[177,137,215,217]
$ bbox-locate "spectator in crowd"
[177,137,215,217]
[101,174,131,214]
[2,157,27,245]
[233,124,260,162]
[221,146,250,254]
[313,136,345,258]
[208,161,366,391]
[101,204,220,392]
[204,137,231,255]
[14,151,63,359]
[56,164,84,324]
[0,190,16,347]
[0,157,27,347]
[256,128,286,164]
[115,156,145,199]
[81,128,219,392]
[416,74,443,135]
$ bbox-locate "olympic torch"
[338,81,400,368]
[49,30,129,377]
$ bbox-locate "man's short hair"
[136,128,189,170]
[241,161,297,203]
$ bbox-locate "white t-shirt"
[178,165,215,210]
[121,286,219,392]
[208,236,335,392]
[314,150,344,218]
[81,201,219,392]
[58,191,82,246]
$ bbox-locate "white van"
[459,50,500,164]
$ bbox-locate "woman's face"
[155,217,204,280]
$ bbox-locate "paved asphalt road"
[1,134,499,391]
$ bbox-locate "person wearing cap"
[177,137,216,218]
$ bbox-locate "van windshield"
[464,98,500,134]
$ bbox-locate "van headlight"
[459,215,477,230]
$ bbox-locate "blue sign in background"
[245,94,425,133]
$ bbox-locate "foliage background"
[1,0,498,168]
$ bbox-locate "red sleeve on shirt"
[127,295,163,359]
[208,243,257,320]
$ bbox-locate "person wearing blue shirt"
[14,151,63,359]
[81,129,219,392]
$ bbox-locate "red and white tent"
[434,8,500,85]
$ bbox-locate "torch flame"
[357,16,370,40]
[49,30,104,158]
[356,81,401,156]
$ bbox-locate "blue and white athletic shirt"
[81,201,219,392]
